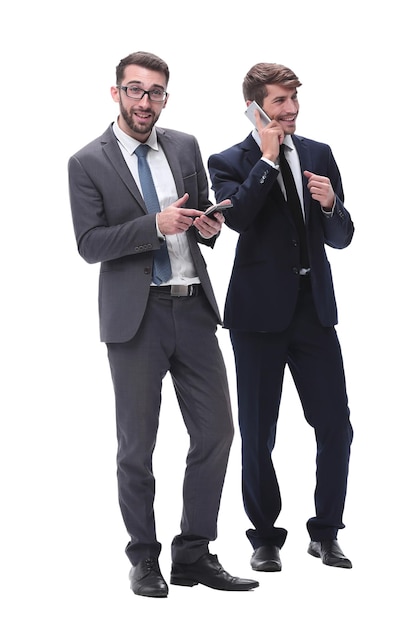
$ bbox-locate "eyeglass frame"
[117,84,168,102]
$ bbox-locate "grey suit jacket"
[69,124,220,343]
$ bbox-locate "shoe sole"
[251,561,281,572]
[132,588,168,597]
[170,576,259,590]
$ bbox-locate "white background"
[1,1,418,624]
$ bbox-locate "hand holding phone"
[245,101,271,129]
[245,100,284,161]
[204,202,233,219]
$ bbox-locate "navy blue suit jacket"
[208,133,354,332]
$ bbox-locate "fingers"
[194,212,224,238]
[172,192,189,207]
[303,170,335,209]
[254,109,264,136]
[157,207,195,235]
[158,194,226,236]
[259,117,284,161]
[304,171,329,193]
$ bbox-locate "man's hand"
[304,170,335,211]
[194,209,225,239]
[255,110,284,162]
[157,193,202,235]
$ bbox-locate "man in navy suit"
[68,51,258,597]
[208,62,354,572]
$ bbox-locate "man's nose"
[286,98,297,112]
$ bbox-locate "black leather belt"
[150,284,200,297]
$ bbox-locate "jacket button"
[144,267,151,275]
[292,239,298,247]
[292,267,299,275]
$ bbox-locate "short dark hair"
[243,63,301,105]
[116,51,170,86]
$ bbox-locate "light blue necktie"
[134,144,172,285]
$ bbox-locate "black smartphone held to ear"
[245,101,271,128]
[204,202,233,219]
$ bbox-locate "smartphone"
[245,101,271,128]
[204,202,233,219]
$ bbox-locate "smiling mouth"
[134,111,152,121]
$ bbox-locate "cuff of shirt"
[261,157,279,170]
[156,215,165,240]
[321,195,336,217]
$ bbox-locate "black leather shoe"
[129,557,168,597]
[250,545,282,571]
[170,553,259,591]
[308,540,352,569]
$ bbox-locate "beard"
[119,100,158,138]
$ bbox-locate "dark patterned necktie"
[135,144,172,285]
[279,144,309,269]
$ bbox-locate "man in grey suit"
[68,51,258,598]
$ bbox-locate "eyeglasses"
[118,85,167,102]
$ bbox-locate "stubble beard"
[120,101,157,138]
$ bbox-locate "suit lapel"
[156,129,200,258]
[100,125,147,213]
[99,126,187,215]
[241,133,294,225]
[241,133,262,169]
[156,128,185,198]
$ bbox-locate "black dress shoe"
[308,540,352,569]
[129,557,168,597]
[250,545,282,571]
[170,553,259,591]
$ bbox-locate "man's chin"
[129,121,154,138]
[135,124,152,135]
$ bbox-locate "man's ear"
[110,86,120,103]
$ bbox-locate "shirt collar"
[112,120,159,154]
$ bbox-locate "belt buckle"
[170,285,189,297]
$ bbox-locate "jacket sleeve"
[68,153,161,265]
[208,150,280,234]
[319,147,354,250]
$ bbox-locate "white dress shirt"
[113,121,200,286]
[252,129,335,218]
[252,129,306,220]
